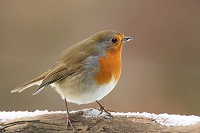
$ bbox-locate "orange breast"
[94,45,122,85]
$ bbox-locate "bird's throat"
[94,45,122,85]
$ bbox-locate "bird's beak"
[123,36,133,42]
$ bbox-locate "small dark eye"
[111,38,117,44]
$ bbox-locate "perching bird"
[11,30,133,130]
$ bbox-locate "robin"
[11,30,133,130]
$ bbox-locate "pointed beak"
[123,36,133,42]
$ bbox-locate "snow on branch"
[0,108,200,132]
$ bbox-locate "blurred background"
[0,0,200,115]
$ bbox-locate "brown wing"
[11,70,50,93]
[32,63,81,95]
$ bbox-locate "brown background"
[1,0,200,115]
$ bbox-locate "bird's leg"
[64,98,76,131]
[96,101,112,117]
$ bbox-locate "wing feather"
[32,63,81,95]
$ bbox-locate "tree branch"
[0,109,200,133]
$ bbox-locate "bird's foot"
[98,106,113,118]
[66,114,79,131]
[96,101,113,118]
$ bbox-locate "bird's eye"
[111,38,117,44]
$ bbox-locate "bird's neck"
[94,45,122,85]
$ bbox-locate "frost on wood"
[1,109,200,132]
[1,109,200,126]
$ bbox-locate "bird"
[11,30,133,130]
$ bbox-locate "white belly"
[51,76,117,104]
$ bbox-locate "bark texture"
[0,109,200,133]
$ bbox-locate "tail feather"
[11,71,49,93]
